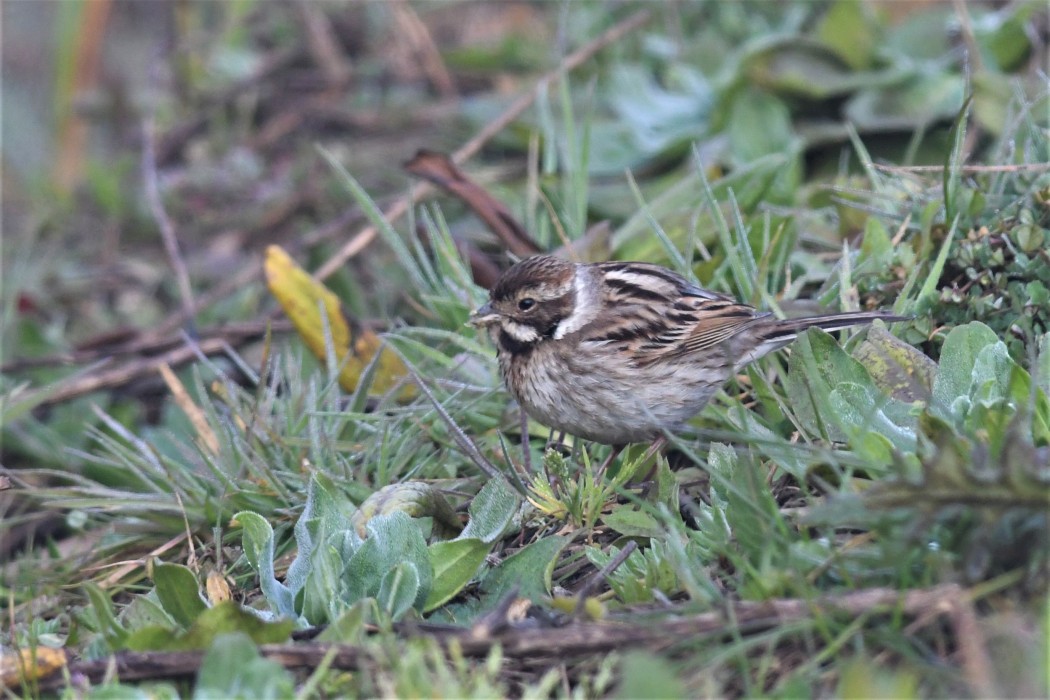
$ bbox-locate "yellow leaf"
[264,245,414,399]
[0,647,67,685]
[205,570,232,604]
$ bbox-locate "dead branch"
[33,584,992,694]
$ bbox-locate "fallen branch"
[33,584,992,693]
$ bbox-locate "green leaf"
[728,88,796,164]
[602,507,664,539]
[459,477,521,544]
[193,632,295,700]
[613,651,687,700]
[932,322,998,414]
[316,600,370,644]
[786,328,881,441]
[122,592,176,631]
[126,601,295,652]
[152,561,209,629]
[971,341,1016,404]
[345,511,432,612]
[288,477,340,596]
[377,562,421,620]
[708,443,784,562]
[294,476,363,624]
[817,0,878,70]
[852,325,937,403]
[83,582,129,651]
[1037,333,1050,397]
[481,536,569,603]
[828,382,916,458]
[743,37,865,100]
[425,538,491,611]
[858,217,893,270]
[846,74,965,132]
[233,510,296,619]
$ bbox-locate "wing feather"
[578,262,764,366]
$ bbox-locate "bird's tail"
[735,311,909,370]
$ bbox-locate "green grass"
[2,2,1048,697]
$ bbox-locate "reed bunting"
[470,255,907,446]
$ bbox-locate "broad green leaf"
[597,64,711,174]
[377,562,421,620]
[975,9,1033,71]
[971,341,1016,404]
[601,507,664,539]
[846,74,965,132]
[122,592,176,631]
[858,217,893,271]
[742,34,906,100]
[786,328,881,441]
[300,535,349,626]
[193,632,294,700]
[932,322,998,413]
[973,69,1016,135]
[828,382,915,461]
[425,538,491,611]
[817,0,878,70]
[345,511,432,612]
[852,325,937,403]
[153,561,209,629]
[727,88,796,164]
[126,601,295,652]
[481,536,569,603]
[292,476,360,624]
[459,477,521,543]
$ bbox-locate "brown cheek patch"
[535,295,575,338]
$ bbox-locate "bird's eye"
[518,298,536,311]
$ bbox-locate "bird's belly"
[503,348,729,444]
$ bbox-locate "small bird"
[470,255,908,446]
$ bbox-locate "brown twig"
[34,584,993,693]
[312,9,652,281]
[295,0,353,87]
[404,149,542,257]
[143,117,198,338]
[1,321,290,373]
[390,0,458,99]
[22,323,289,408]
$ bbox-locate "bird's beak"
[468,302,499,327]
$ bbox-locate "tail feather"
[768,311,911,338]
[734,311,909,371]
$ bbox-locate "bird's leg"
[595,444,625,478]
[519,405,532,474]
